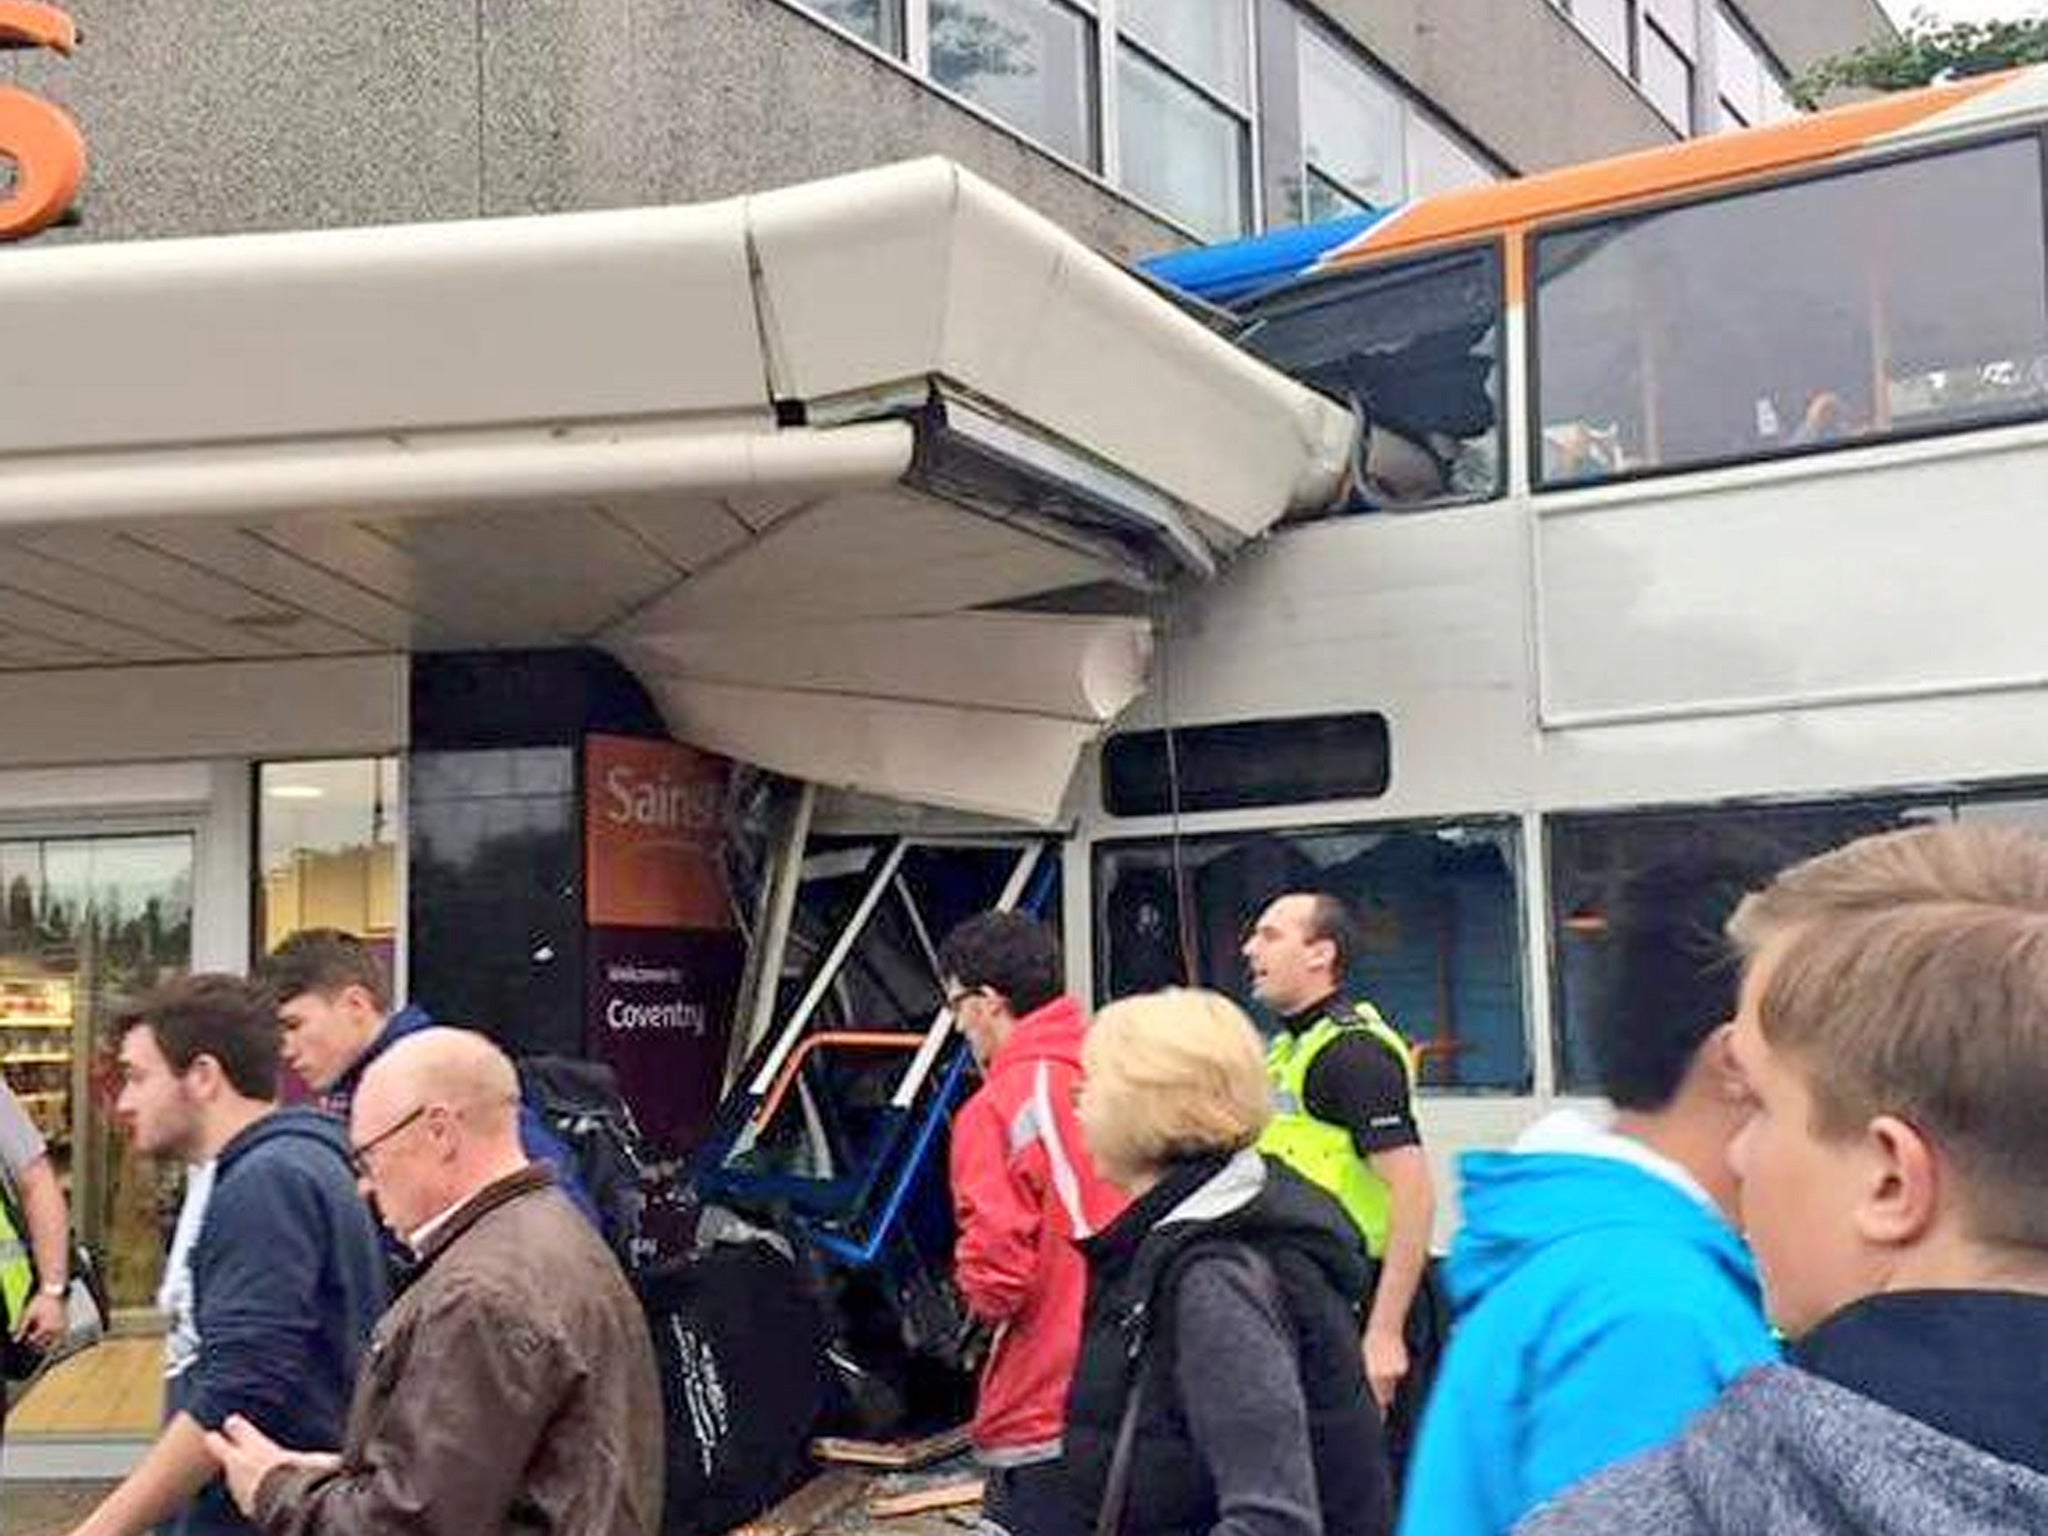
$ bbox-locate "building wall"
[1314,0,1675,172]
[11,0,1891,262]
[11,0,1176,259]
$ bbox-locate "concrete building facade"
[12,0,1890,259]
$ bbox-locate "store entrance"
[0,832,194,1312]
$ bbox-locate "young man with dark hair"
[63,974,385,1536]
[1398,857,1777,1536]
[1523,825,2048,1536]
[1243,891,1434,1413]
[256,930,594,1226]
[937,912,1124,1536]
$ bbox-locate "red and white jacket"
[949,994,1128,1466]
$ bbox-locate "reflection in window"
[931,0,1097,167]
[796,0,904,53]
[1118,49,1249,241]
[1549,788,2048,1093]
[1119,0,1249,105]
[1094,822,1529,1092]
[1295,25,1405,219]
[257,759,400,960]
[1243,245,1503,510]
[1535,137,2048,486]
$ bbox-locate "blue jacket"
[168,1109,387,1536]
[327,1004,601,1230]
[1399,1128,1778,1536]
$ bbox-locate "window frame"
[1543,778,2048,1096]
[1090,812,1535,1094]
[1113,9,1259,241]
[1239,236,1510,519]
[1524,124,2048,494]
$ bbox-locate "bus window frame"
[1234,235,1510,523]
[1089,811,1534,1094]
[1522,123,2048,494]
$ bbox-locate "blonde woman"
[1060,989,1393,1536]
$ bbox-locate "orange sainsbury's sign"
[0,1,85,242]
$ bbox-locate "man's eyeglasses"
[944,985,986,1013]
[347,1104,426,1177]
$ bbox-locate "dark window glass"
[799,0,905,52]
[407,748,583,1059]
[1535,137,2048,486]
[1242,247,1503,511]
[1102,713,1390,817]
[1549,787,2048,1093]
[1094,820,1529,1091]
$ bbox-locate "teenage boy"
[1524,824,2048,1536]
[940,912,1125,1536]
[1400,856,1777,1536]
[63,975,385,1536]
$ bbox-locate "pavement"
[9,1479,117,1536]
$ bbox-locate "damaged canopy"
[0,159,1354,819]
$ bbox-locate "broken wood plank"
[812,1424,973,1470]
[868,1480,985,1520]
[730,1468,869,1536]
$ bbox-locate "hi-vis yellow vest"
[0,1174,33,1333]
[1259,1001,1417,1258]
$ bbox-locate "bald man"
[206,1029,663,1536]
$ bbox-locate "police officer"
[1244,892,1435,1414]
[2,1073,72,1443]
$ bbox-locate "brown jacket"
[253,1165,664,1536]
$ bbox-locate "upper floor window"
[1243,244,1503,511]
[1713,5,1795,130]
[1534,136,2048,487]
[1295,24,1406,220]
[1117,0,1253,240]
[930,0,1099,169]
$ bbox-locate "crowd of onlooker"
[6,822,2048,1536]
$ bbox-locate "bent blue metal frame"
[692,839,1055,1268]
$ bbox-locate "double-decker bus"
[1067,64,2048,1207]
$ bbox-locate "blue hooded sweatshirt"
[1398,1112,1779,1536]
[167,1107,387,1536]
[325,1003,601,1230]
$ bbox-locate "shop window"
[1094,820,1530,1091]
[1243,244,1503,510]
[1535,136,2048,486]
[930,0,1098,168]
[1102,713,1390,817]
[1117,47,1250,241]
[1,833,193,1308]
[256,758,400,966]
[1548,786,2048,1094]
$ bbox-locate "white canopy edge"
[0,158,1352,540]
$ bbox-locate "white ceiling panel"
[123,525,422,650]
[600,495,753,574]
[16,528,376,652]
[364,506,683,639]
[642,490,1106,631]
[0,542,309,658]
[0,584,185,663]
